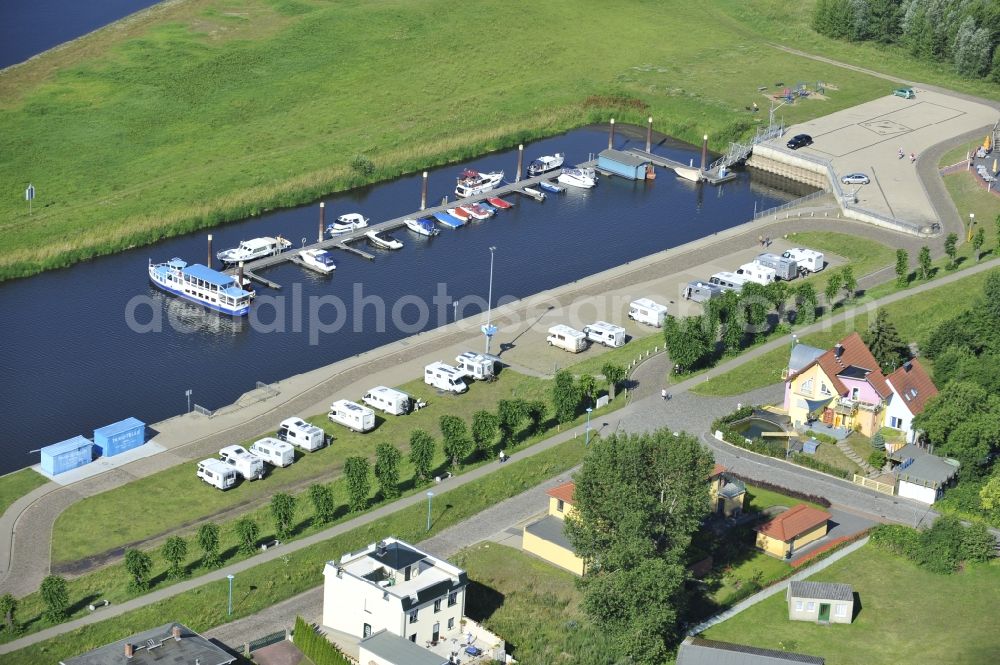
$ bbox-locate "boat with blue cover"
[538,181,564,194]
[405,218,440,236]
[433,211,465,228]
[148,258,254,315]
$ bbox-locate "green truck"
[892,88,915,99]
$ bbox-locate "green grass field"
[0,469,48,518]
[0,1,913,281]
[704,545,1000,665]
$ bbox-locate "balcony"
[837,397,882,413]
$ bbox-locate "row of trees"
[812,0,1000,80]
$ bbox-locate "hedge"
[791,452,851,479]
[731,475,832,508]
[294,616,353,665]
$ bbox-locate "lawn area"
[711,551,791,607]
[567,330,664,378]
[0,468,48,518]
[783,230,896,282]
[704,544,1000,665]
[844,433,875,464]
[745,484,822,512]
[0,1,906,280]
[810,442,862,476]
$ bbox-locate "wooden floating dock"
[242,269,282,290]
[337,241,375,261]
[626,149,738,185]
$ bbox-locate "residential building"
[787,581,854,624]
[522,481,585,575]
[322,537,467,647]
[709,463,747,517]
[888,443,960,504]
[676,637,824,664]
[60,623,235,665]
[884,359,938,444]
[755,504,831,559]
[358,629,449,665]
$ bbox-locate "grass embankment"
[0,436,589,660]
[0,469,48,517]
[704,545,1000,665]
[1,1,903,281]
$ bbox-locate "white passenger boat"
[365,230,403,250]
[216,236,291,266]
[557,168,597,189]
[148,258,254,316]
[404,218,440,236]
[673,166,702,183]
[299,248,337,274]
[327,213,370,236]
[526,152,565,177]
[455,169,504,198]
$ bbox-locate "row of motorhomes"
[544,298,671,354]
[684,248,825,303]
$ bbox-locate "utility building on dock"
[597,149,650,180]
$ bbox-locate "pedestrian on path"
[758,234,764,247]
[898,147,904,159]
[498,450,506,464]
[661,388,668,400]
[910,152,916,164]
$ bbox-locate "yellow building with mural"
[522,482,585,575]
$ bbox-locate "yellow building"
[708,463,746,517]
[755,504,831,559]
[521,482,585,575]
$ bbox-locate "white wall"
[885,389,917,443]
[897,480,939,504]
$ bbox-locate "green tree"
[308,483,336,525]
[841,266,857,302]
[765,281,789,320]
[374,443,402,499]
[794,282,818,325]
[663,316,710,372]
[601,363,627,400]
[995,214,1000,254]
[863,308,908,372]
[0,593,18,633]
[440,415,473,468]
[124,548,153,592]
[915,382,1000,474]
[525,400,547,435]
[343,456,372,512]
[895,248,910,287]
[39,575,68,624]
[234,516,260,556]
[960,522,997,563]
[944,232,958,269]
[408,429,436,483]
[917,246,933,280]
[270,492,297,540]
[979,473,1000,512]
[872,431,886,451]
[824,271,843,310]
[196,523,221,569]
[868,450,887,470]
[721,298,744,356]
[985,270,1000,324]
[161,536,188,580]
[578,374,598,407]
[497,398,529,446]
[552,370,581,424]
[972,227,985,262]
[470,411,500,457]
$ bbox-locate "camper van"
[328,400,376,433]
[683,281,726,303]
[424,362,468,393]
[755,253,798,281]
[628,298,669,327]
[454,352,499,381]
[781,248,825,274]
[583,321,627,348]
[219,445,265,481]
[197,458,237,490]
[276,417,327,452]
[249,437,295,468]
[363,386,412,416]
[547,324,588,353]
[735,262,777,285]
[709,272,748,292]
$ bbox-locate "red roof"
[546,481,576,505]
[805,332,891,400]
[755,504,831,542]
[886,358,938,416]
[709,463,726,478]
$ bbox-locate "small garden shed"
[787,581,854,624]
[597,149,650,180]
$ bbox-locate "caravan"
[454,352,499,381]
[735,262,777,285]
[683,281,726,303]
[424,362,468,393]
[328,400,376,433]
[249,437,295,468]
[755,253,798,281]
[363,386,412,416]
[782,248,825,274]
[709,272,748,292]
[218,445,265,481]
[276,417,327,452]
[547,324,588,353]
[628,298,669,328]
[197,459,237,490]
[583,321,627,348]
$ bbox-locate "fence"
[853,473,894,495]
[246,629,288,654]
[193,404,216,418]
[752,189,828,220]
[256,380,280,398]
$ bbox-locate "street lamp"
[969,213,975,242]
[483,247,498,355]
[585,407,593,446]
[185,389,192,413]
[226,574,235,616]
[426,491,434,532]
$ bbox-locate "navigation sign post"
[25,183,35,215]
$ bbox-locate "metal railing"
[256,380,280,398]
[710,122,785,172]
[753,189,828,220]
[193,404,216,418]
[247,630,287,653]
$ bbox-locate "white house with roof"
[323,537,467,647]
[883,358,938,445]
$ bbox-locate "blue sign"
[481,324,497,338]
[25,184,35,201]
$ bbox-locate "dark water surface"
[0,127,809,473]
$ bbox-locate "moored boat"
[299,249,337,274]
[465,203,493,220]
[148,258,254,316]
[448,207,471,221]
[487,197,513,209]
[365,230,404,250]
[557,167,597,189]
[404,218,440,236]
[433,211,465,228]
[455,169,504,198]
[521,187,546,201]
[216,236,291,266]
[327,213,370,236]
[526,152,565,177]
[475,200,497,214]
[538,181,564,194]
[673,166,702,183]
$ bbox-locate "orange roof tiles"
[709,463,726,478]
[887,358,938,416]
[546,481,576,505]
[803,332,891,400]
[755,503,831,542]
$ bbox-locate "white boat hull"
[673,166,702,182]
[557,168,597,189]
[299,249,336,274]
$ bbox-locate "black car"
[786,134,813,150]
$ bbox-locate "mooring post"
[207,234,213,266]
[700,134,708,172]
[238,261,245,287]
[420,171,428,210]
[318,202,325,242]
[515,144,523,183]
[608,118,615,150]
[646,117,653,153]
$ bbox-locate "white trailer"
[249,437,295,468]
[328,399,376,433]
[197,458,237,490]
[709,271,748,292]
[583,321,627,348]
[628,298,669,327]
[683,281,726,303]
[736,262,777,285]
[547,324,587,353]
[219,444,265,480]
[454,352,499,381]
[782,247,825,274]
[277,417,327,452]
[363,386,412,416]
[424,362,468,393]
[755,253,798,281]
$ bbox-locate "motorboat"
[404,218,440,236]
[299,248,336,274]
[475,200,497,214]
[216,236,290,266]
[448,207,471,221]
[148,258,254,315]
[538,181,564,194]
[487,197,513,209]
[455,169,504,198]
[365,230,403,250]
[521,187,546,201]
[673,166,702,183]
[327,213,370,236]
[433,211,465,228]
[464,203,493,220]
[557,168,597,189]
[526,152,565,177]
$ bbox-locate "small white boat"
[557,168,597,189]
[327,213,370,236]
[404,218,439,236]
[365,230,403,250]
[455,169,504,198]
[673,166,702,183]
[299,248,336,274]
[216,236,291,265]
[521,187,546,201]
[527,152,565,177]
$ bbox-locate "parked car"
[892,87,915,99]
[786,134,813,150]
[841,172,870,185]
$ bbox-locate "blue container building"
[597,149,650,180]
[40,436,93,475]
[803,438,821,454]
[94,417,146,457]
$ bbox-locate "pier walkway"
[625,148,738,185]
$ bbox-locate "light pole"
[969,213,975,242]
[426,491,434,531]
[227,574,235,616]
[483,246,498,355]
[585,407,593,446]
[185,389,192,413]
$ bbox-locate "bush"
[870,518,995,573]
[868,451,886,470]
[791,453,851,479]
[294,616,353,665]
[732,475,832,508]
[960,522,997,563]
[914,516,964,574]
[803,430,838,445]
[711,405,757,430]
[869,524,920,558]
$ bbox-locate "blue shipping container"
[41,436,93,475]
[597,149,649,180]
[93,417,146,457]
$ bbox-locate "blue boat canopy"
[221,286,250,298]
[184,263,236,287]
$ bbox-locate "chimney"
[834,343,844,359]
[125,642,134,659]
[172,624,182,641]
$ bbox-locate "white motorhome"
[709,272,748,292]
[424,362,468,393]
[684,281,726,302]
[219,444,265,480]
[628,298,669,327]
[454,352,499,381]
[782,248,825,274]
[277,417,327,452]
[197,458,237,490]
[328,399,377,433]
[249,437,295,468]
[735,262,777,285]
[755,253,798,281]
[363,386,412,416]
[547,324,588,353]
[583,321,626,348]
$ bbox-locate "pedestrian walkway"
[836,439,877,476]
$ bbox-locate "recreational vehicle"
[276,417,327,452]
[583,321,627,348]
[755,253,799,281]
[197,458,237,490]
[363,386,412,416]
[628,298,669,327]
[782,248,825,274]
[735,262,777,285]
[249,437,295,468]
[455,351,499,381]
[708,272,748,292]
[683,281,726,303]
[328,400,376,433]
[547,324,588,353]
[424,362,468,393]
[218,445,265,480]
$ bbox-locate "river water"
[0,127,811,473]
